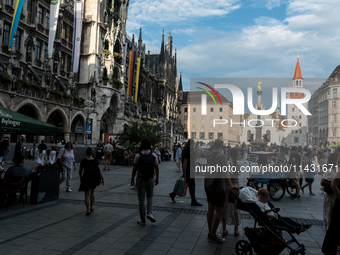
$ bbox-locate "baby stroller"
[229,189,306,255]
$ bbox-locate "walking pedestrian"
[175,143,182,173]
[301,152,316,196]
[131,138,159,225]
[103,141,113,170]
[58,142,76,192]
[322,154,340,255]
[321,153,339,231]
[221,148,241,237]
[12,137,25,164]
[95,140,104,162]
[182,139,202,206]
[49,139,57,164]
[288,146,301,200]
[37,140,47,165]
[79,147,104,216]
[205,139,239,243]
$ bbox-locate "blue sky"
[126,0,340,98]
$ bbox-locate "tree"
[120,121,163,147]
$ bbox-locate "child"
[256,188,311,234]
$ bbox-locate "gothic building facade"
[0,0,182,144]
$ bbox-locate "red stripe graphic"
[197,82,222,106]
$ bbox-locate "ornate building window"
[38,6,43,24]
[60,53,66,70]
[15,30,21,51]
[44,44,48,61]
[209,132,214,140]
[191,132,196,139]
[35,40,41,59]
[46,12,50,28]
[3,24,10,46]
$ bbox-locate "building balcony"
[327,94,340,99]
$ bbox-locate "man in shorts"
[103,141,113,170]
[288,146,301,200]
[204,139,239,243]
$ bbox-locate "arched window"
[319,129,322,138]
[104,40,109,50]
[103,67,107,78]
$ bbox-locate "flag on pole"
[123,42,128,67]
[72,0,84,73]
[134,58,143,102]
[127,51,135,97]
[8,0,25,51]
[48,0,61,59]
[171,123,173,138]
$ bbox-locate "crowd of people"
[2,135,340,254]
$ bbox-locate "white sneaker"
[66,188,72,192]
[137,219,145,225]
[147,213,156,222]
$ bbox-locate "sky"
[126,0,340,104]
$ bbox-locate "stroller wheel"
[235,240,253,255]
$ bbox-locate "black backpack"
[138,152,155,178]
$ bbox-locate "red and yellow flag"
[134,58,142,102]
[127,51,135,97]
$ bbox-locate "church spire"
[138,28,142,43]
[179,72,183,91]
[293,55,303,80]
[160,30,165,64]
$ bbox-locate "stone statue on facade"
[257,79,262,91]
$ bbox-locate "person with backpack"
[131,138,159,225]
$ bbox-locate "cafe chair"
[0,176,29,211]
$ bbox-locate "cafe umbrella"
[0,107,57,136]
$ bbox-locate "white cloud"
[177,0,340,90]
[127,0,241,28]
[265,0,281,10]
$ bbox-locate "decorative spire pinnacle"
[160,30,165,64]
[293,55,303,80]
[138,28,142,42]
[178,72,183,91]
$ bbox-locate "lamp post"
[84,99,94,145]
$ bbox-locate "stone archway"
[47,110,67,143]
[70,114,86,144]
[16,104,41,142]
[100,93,119,137]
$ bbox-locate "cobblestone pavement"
[0,159,326,255]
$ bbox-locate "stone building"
[0,0,182,144]
[181,91,239,145]
[308,65,340,148]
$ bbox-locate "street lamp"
[84,99,94,145]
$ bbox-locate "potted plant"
[114,52,123,64]
[30,163,60,204]
[114,148,125,165]
[103,49,111,56]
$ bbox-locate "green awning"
[0,107,57,136]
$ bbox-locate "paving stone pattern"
[0,160,327,254]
